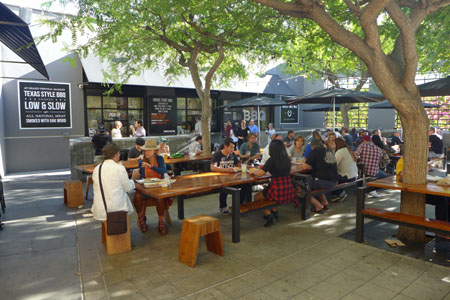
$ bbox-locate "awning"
[80,54,296,95]
[0,3,49,79]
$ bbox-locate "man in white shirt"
[194,116,202,135]
[189,135,203,156]
[91,143,135,221]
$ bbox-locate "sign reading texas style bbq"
[18,81,72,129]
[149,97,177,135]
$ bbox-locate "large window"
[223,99,271,131]
[177,97,218,133]
[86,95,144,136]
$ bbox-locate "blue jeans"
[375,170,388,179]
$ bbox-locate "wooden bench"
[355,186,450,242]
[293,163,376,220]
[229,200,277,213]
[102,215,131,255]
[64,180,84,208]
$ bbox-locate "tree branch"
[359,0,389,50]
[204,42,225,95]
[343,0,362,16]
[385,1,417,86]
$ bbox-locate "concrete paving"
[1,170,449,300]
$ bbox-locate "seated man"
[239,133,261,164]
[371,129,387,150]
[128,137,145,161]
[210,137,252,215]
[354,135,386,197]
[283,130,295,148]
[428,127,444,159]
[388,130,403,147]
[189,135,203,156]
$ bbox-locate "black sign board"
[280,105,299,124]
[18,81,72,129]
[149,97,177,135]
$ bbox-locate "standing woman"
[132,139,169,235]
[249,140,296,227]
[266,123,276,140]
[236,120,249,148]
[225,120,233,137]
[111,121,122,139]
[288,136,305,161]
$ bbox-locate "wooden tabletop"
[366,176,450,197]
[135,163,307,199]
[75,155,212,174]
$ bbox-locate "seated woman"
[249,140,296,227]
[299,139,339,214]
[132,139,169,234]
[325,132,337,153]
[304,130,322,159]
[288,136,305,162]
[331,138,358,202]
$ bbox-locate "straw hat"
[141,139,159,150]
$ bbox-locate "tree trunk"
[201,95,212,156]
[340,104,351,128]
[395,99,429,242]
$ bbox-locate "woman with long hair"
[132,139,170,235]
[236,120,249,148]
[304,129,322,158]
[288,136,305,161]
[325,132,337,153]
[249,140,296,227]
[331,138,358,201]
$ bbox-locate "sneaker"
[219,207,231,216]
[330,195,340,202]
[338,193,348,202]
[369,190,381,198]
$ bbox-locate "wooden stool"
[101,215,131,255]
[64,180,83,208]
[178,215,224,267]
[85,176,93,200]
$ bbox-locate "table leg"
[222,187,241,243]
[177,195,185,220]
[356,187,366,243]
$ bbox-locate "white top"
[261,143,271,164]
[111,128,122,139]
[230,129,238,143]
[267,128,276,139]
[335,148,358,179]
[189,141,202,154]
[195,121,202,135]
[91,159,135,221]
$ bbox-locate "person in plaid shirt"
[354,135,387,197]
[250,140,296,227]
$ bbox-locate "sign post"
[18,81,72,129]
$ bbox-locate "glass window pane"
[187,98,201,109]
[103,96,117,109]
[103,109,127,120]
[87,96,101,108]
[177,110,186,124]
[129,97,143,109]
[87,109,102,131]
[117,97,127,109]
[177,98,186,109]
[187,110,202,116]
[129,110,144,124]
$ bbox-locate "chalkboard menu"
[280,105,299,124]
[18,81,72,129]
[149,97,177,135]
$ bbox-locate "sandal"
[158,219,167,235]
[137,216,148,233]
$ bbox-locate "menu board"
[149,97,177,135]
[18,81,72,129]
[280,105,299,124]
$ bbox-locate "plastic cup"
[241,163,247,173]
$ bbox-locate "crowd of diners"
[90,122,449,235]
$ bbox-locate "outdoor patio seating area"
[1,171,449,300]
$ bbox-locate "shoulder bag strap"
[98,163,108,213]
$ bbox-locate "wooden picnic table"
[75,154,212,174]
[135,163,307,243]
[356,176,450,242]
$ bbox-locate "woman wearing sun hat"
[132,139,170,234]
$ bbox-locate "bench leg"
[177,195,185,220]
[356,187,366,243]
